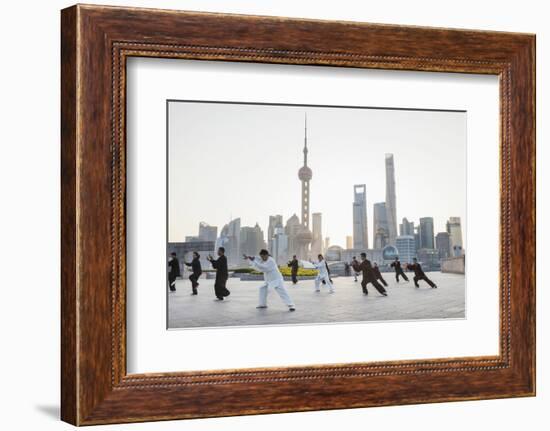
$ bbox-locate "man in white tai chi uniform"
[313,254,335,293]
[243,249,296,311]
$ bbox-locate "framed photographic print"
[61,4,536,425]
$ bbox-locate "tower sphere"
[298,166,312,181]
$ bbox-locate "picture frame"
[60,4,535,425]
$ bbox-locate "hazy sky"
[168,101,466,248]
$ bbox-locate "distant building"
[373,202,389,249]
[346,235,353,249]
[216,218,241,267]
[399,217,415,237]
[353,184,369,249]
[326,245,343,262]
[446,217,463,254]
[385,154,398,244]
[240,223,266,257]
[311,212,323,257]
[271,226,289,265]
[267,215,283,255]
[435,231,451,259]
[419,217,435,249]
[396,235,416,263]
[185,236,200,242]
[416,248,440,271]
[324,237,330,251]
[198,222,217,242]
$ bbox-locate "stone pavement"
[168,272,465,329]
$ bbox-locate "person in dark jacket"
[407,258,437,288]
[373,262,388,287]
[168,252,181,292]
[351,256,360,282]
[207,247,231,300]
[390,257,409,282]
[184,251,202,295]
[351,253,388,296]
[287,255,299,284]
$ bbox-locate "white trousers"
[258,281,294,307]
[315,276,334,292]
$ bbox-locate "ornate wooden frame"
[61,4,536,425]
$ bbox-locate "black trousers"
[168,274,177,291]
[395,269,409,282]
[214,277,230,299]
[189,272,201,293]
[414,275,436,288]
[377,275,388,287]
[361,278,387,295]
[291,272,298,284]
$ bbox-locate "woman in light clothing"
[313,254,334,293]
[243,249,296,311]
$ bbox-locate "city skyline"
[168,101,466,250]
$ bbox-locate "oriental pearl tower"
[296,114,313,258]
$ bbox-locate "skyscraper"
[311,212,323,257]
[271,226,289,265]
[373,202,389,249]
[267,215,283,254]
[346,236,353,249]
[295,114,313,258]
[396,235,416,263]
[385,153,398,245]
[435,231,451,259]
[353,184,369,249]
[446,217,463,253]
[419,217,435,249]
[240,223,266,257]
[399,217,415,236]
[198,222,217,242]
[216,218,241,267]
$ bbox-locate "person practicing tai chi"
[373,262,388,287]
[407,258,438,289]
[183,251,202,295]
[390,257,409,283]
[313,254,334,293]
[351,256,360,282]
[351,252,388,296]
[244,250,295,311]
[168,252,181,292]
[287,255,299,285]
[207,247,231,300]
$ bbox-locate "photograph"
[167,101,467,329]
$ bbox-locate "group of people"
[167,248,437,311]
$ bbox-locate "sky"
[168,101,466,248]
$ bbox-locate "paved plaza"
[168,272,465,329]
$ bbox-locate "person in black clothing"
[351,252,388,296]
[168,252,181,292]
[390,257,409,282]
[344,262,351,277]
[207,247,231,300]
[184,251,202,295]
[407,258,437,288]
[287,255,299,285]
[373,262,388,287]
[351,256,359,282]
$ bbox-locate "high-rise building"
[324,237,330,251]
[373,202,389,249]
[267,215,283,254]
[272,226,289,265]
[311,212,323,257]
[198,222,217,242]
[353,184,369,249]
[385,153,398,244]
[399,217,415,236]
[240,223,266,257]
[435,231,451,259]
[295,114,313,258]
[216,218,241,267]
[446,217,463,253]
[396,235,416,263]
[417,248,440,270]
[346,236,353,249]
[419,217,435,249]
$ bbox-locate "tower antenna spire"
[303,113,308,166]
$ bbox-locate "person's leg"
[314,276,321,292]
[413,275,420,287]
[169,275,176,291]
[189,274,197,294]
[354,272,358,282]
[325,277,335,293]
[274,283,295,308]
[379,276,388,287]
[361,279,368,294]
[395,271,399,282]
[214,281,223,299]
[400,269,409,281]
[423,275,437,288]
[222,278,230,297]
[371,279,387,295]
[292,273,297,284]
[257,283,268,307]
